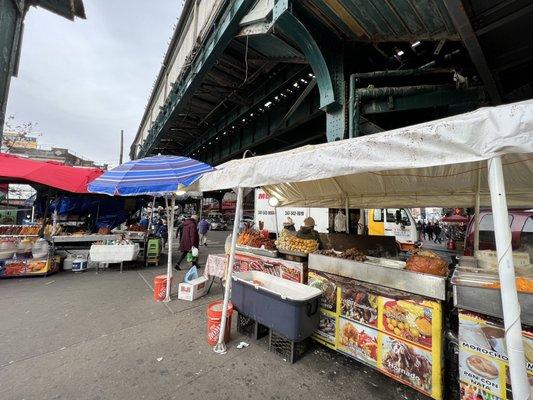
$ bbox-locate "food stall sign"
[254,189,329,233]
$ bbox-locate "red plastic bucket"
[153,275,171,302]
[207,300,234,346]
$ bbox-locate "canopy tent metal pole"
[214,186,244,354]
[345,198,350,234]
[487,156,528,399]
[473,163,481,253]
[148,197,156,232]
[164,195,176,303]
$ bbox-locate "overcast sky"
[6,0,183,167]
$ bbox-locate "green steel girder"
[192,83,321,165]
[359,86,485,114]
[138,0,255,158]
[183,66,311,156]
[350,84,486,137]
[272,0,336,110]
[0,0,24,144]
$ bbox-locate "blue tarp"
[35,195,143,230]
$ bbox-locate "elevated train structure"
[131,0,533,166]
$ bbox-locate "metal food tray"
[50,234,122,243]
[277,248,310,258]
[308,253,446,300]
[235,244,278,258]
[453,284,533,325]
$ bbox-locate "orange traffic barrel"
[207,300,234,346]
[153,275,171,302]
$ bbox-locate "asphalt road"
[0,231,433,400]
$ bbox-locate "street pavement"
[0,231,432,400]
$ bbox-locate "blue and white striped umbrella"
[87,155,214,196]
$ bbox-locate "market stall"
[194,100,533,399]
[0,153,104,278]
[88,155,214,302]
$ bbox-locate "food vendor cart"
[194,100,533,399]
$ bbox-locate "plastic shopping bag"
[184,266,198,283]
[191,246,199,257]
[186,251,193,262]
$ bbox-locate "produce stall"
[0,228,58,277]
[194,100,533,398]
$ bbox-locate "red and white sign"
[254,188,329,233]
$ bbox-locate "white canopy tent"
[194,100,533,399]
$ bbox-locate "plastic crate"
[237,311,269,340]
[268,330,309,363]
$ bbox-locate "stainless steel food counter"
[453,284,533,325]
[50,234,122,243]
[308,253,446,301]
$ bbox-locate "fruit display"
[237,229,276,250]
[275,229,317,254]
[405,249,448,276]
[382,299,433,348]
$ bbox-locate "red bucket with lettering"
[153,275,171,302]
[207,300,233,346]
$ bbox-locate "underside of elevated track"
[131,0,533,166]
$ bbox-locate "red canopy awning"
[0,153,103,193]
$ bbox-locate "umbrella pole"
[487,157,528,399]
[164,195,175,303]
[214,186,244,354]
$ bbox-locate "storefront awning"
[0,153,103,194]
[194,100,533,208]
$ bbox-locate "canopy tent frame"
[195,101,533,398]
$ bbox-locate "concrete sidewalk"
[0,232,430,400]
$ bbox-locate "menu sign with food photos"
[338,318,378,367]
[232,252,305,283]
[308,268,444,400]
[308,270,338,313]
[378,334,434,395]
[458,310,533,399]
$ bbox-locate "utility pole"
[119,129,124,164]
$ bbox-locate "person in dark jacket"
[175,215,199,270]
[296,217,323,249]
[198,218,210,246]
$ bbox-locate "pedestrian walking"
[175,214,199,270]
[433,222,442,244]
[427,222,434,241]
[198,217,210,246]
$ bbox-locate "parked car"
[464,209,533,258]
[209,218,228,231]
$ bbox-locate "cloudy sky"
[6,0,182,167]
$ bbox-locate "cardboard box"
[178,276,208,301]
